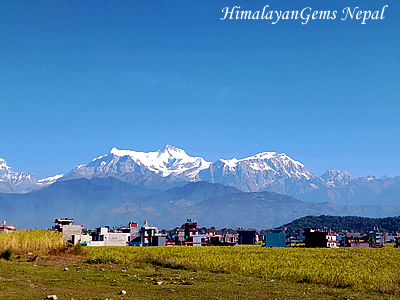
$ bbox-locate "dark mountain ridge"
[1,177,400,230]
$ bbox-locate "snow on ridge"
[156,145,190,160]
[250,151,278,160]
[218,151,312,179]
[0,159,24,178]
[107,146,212,177]
[0,158,11,170]
[110,147,141,158]
[92,154,107,162]
[216,151,312,179]
[238,151,305,167]
[220,158,239,171]
[37,174,63,184]
[110,145,200,162]
[320,170,354,186]
[323,170,352,177]
[73,146,312,180]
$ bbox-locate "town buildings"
[369,228,385,248]
[53,218,83,243]
[263,230,287,248]
[341,232,370,248]
[238,230,258,245]
[395,236,400,248]
[304,228,339,248]
[0,220,16,233]
[9,217,396,249]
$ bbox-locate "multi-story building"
[238,230,258,245]
[395,235,400,248]
[0,220,16,233]
[304,228,339,248]
[340,232,370,248]
[140,220,158,246]
[263,230,287,248]
[54,218,83,243]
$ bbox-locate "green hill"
[277,215,400,233]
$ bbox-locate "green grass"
[0,255,393,299]
[82,246,400,295]
[1,242,400,299]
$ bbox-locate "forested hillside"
[277,215,400,233]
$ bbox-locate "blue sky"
[1,0,399,179]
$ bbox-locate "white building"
[0,220,16,233]
[327,233,339,248]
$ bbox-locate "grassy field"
[83,246,400,295]
[1,255,387,300]
[0,229,64,255]
[1,231,400,299]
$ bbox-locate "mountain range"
[1,178,399,230]
[1,145,399,206]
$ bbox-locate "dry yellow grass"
[0,229,64,255]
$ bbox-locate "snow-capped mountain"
[2,146,400,207]
[61,146,318,193]
[199,152,315,193]
[0,158,63,193]
[0,158,38,193]
[320,170,354,186]
[62,145,211,183]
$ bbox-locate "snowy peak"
[216,151,313,180]
[0,158,12,172]
[73,145,212,179]
[355,175,378,183]
[0,158,28,180]
[155,145,192,164]
[3,146,400,205]
[0,158,38,193]
[248,151,312,179]
[109,147,139,158]
[0,158,66,193]
[4,146,390,198]
[250,151,278,160]
[157,145,183,157]
[110,145,185,157]
[109,145,193,164]
[321,170,354,186]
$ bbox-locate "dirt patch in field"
[34,255,85,267]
